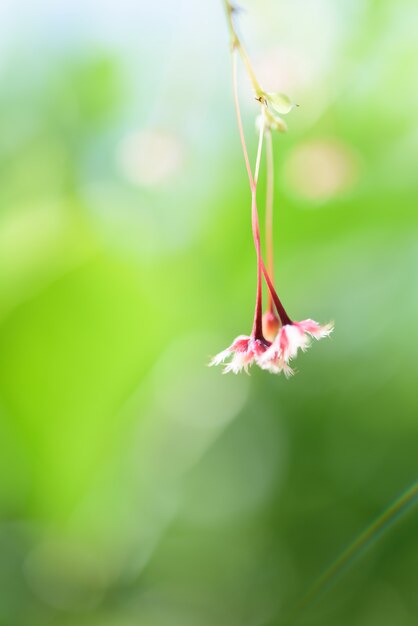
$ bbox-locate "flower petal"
[297,319,334,339]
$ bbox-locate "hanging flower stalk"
[210,1,333,376]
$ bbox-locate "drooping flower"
[260,319,334,373]
[210,335,270,374]
[213,6,334,378]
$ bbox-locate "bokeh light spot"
[118,129,185,188]
[284,138,359,203]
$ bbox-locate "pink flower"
[210,335,270,374]
[260,319,334,374]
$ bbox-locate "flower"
[260,319,334,373]
[210,335,270,374]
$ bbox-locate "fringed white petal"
[209,348,233,367]
[297,319,334,339]
[223,350,252,374]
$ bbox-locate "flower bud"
[262,311,281,342]
[265,91,297,115]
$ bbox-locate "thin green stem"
[223,0,263,96]
[289,479,418,623]
[223,0,238,48]
[232,51,254,189]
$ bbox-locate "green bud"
[265,91,297,115]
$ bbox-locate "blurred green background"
[0,0,417,624]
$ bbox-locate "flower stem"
[232,51,254,188]
[250,117,265,339]
[231,49,292,329]
[232,50,264,338]
[224,2,294,326]
[265,128,275,312]
[223,1,263,97]
[261,261,292,326]
[263,134,291,323]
